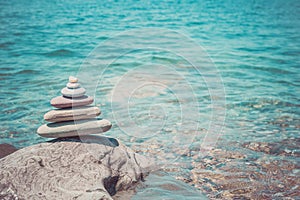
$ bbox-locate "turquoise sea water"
[1,0,299,199]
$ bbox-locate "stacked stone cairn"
[37,76,112,138]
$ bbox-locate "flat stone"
[66,82,80,89]
[50,95,94,108]
[44,106,101,122]
[61,87,86,98]
[37,119,112,138]
[69,76,78,83]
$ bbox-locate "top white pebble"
[69,76,78,83]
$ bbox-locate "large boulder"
[0,136,154,200]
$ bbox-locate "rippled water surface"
[0,0,299,199]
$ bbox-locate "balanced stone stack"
[37,76,112,138]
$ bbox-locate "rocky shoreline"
[1,75,298,199]
[131,137,300,199]
[1,137,299,199]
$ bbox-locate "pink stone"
[50,95,94,108]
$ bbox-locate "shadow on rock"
[48,135,119,147]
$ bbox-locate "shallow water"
[0,0,299,199]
